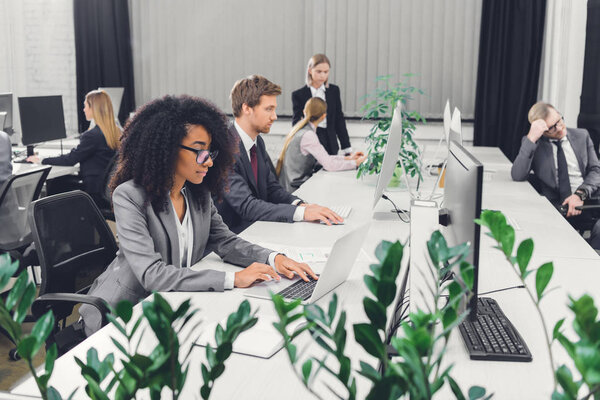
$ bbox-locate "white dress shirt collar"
[234,120,257,160]
[309,84,326,97]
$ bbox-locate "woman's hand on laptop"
[274,254,318,282]
[234,262,281,288]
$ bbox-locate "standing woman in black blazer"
[27,90,120,202]
[291,54,352,155]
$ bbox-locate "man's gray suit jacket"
[215,125,300,234]
[80,179,273,335]
[511,128,600,204]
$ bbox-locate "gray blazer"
[0,131,12,184]
[279,127,316,193]
[511,128,600,204]
[80,179,273,335]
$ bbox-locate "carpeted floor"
[0,321,46,392]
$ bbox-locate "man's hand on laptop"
[234,262,281,288]
[274,254,318,282]
[303,204,343,225]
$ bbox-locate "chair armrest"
[576,205,600,211]
[32,293,110,327]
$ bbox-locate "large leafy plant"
[0,252,257,400]
[0,253,61,400]
[271,233,490,400]
[357,75,425,186]
[75,295,257,400]
[477,210,600,399]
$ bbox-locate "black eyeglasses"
[546,115,564,134]
[179,145,218,164]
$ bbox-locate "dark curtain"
[73,0,135,132]
[473,0,547,161]
[578,0,600,155]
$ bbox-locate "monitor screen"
[0,93,14,135]
[373,102,403,209]
[443,140,483,318]
[98,87,124,116]
[449,128,462,146]
[18,95,67,146]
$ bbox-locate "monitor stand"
[409,200,439,316]
[26,145,35,157]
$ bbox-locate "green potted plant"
[270,232,490,400]
[477,210,600,399]
[357,74,426,190]
[0,252,257,400]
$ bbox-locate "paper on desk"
[195,316,304,359]
[258,243,374,264]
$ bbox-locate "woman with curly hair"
[79,95,317,335]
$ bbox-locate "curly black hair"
[110,95,237,210]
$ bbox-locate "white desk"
[11,139,80,180]
[11,147,600,399]
[11,162,78,181]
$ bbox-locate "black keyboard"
[277,275,319,301]
[459,297,532,362]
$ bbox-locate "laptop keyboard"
[277,275,319,301]
[459,297,532,362]
[329,205,352,219]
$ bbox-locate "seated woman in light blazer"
[277,97,366,192]
[27,90,120,204]
[291,53,352,156]
[79,95,317,335]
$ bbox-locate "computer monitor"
[0,93,14,135]
[373,102,404,209]
[18,95,67,155]
[449,107,462,146]
[443,100,451,143]
[443,140,483,319]
[98,87,124,116]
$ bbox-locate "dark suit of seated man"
[511,101,600,249]
[215,75,343,234]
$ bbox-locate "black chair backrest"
[0,166,51,249]
[28,190,118,320]
[100,154,118,207]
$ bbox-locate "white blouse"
[171,188,194,269]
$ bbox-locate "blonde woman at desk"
[277,97,366,192]
[79,95,318,335]
[27,90,119,203]
[292,54,352,156]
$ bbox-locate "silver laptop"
[244,223,370,304]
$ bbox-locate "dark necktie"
[249,144,258,185]
[553,140,571,202]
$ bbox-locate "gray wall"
[129,0,482,119]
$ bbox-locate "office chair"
[0,167,51,267]
[527,173,600,244]
[566,198,600,247]
[0,167,51,359]
[96,153,118,221]
[27,190,118,356]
